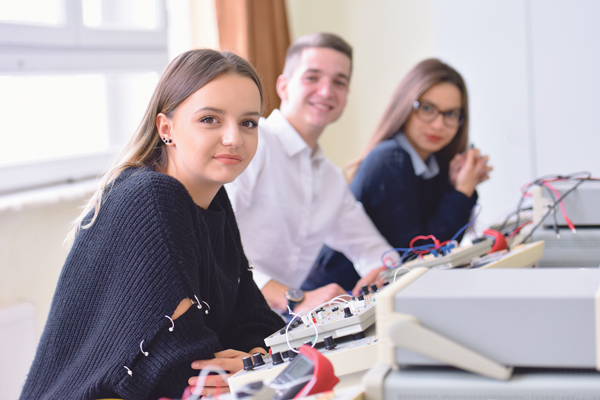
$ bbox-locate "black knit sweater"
[20,168,284,400]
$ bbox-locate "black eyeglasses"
[413,100,465,128]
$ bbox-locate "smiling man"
[225,33,398,314]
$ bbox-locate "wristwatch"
[284,288,305,311]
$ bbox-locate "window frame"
[0,0,168,194]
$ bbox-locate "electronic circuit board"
[264,293,377,353]
[229,324,378,393]
[381,237,494,282]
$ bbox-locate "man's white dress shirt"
[225,109,397,289]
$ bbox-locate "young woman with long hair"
[303,58,492,291]
[20,49,284,400]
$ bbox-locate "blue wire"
[381,203,483,269]
[381,243,438,268]
[450,203,482,242]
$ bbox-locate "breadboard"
[264,294,377,353]
[381,237,493,281]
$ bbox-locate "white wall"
[529,0,600,176]
[0,196,84,334]
[430,0,533,228]
[431,0,600,227]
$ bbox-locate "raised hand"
[453,147,492,197]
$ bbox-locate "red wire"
[520,175,600,193]
[508,220,532,241]
[383,256,396,267]
[409,235,440,256]
[515,175,600,237]
[542,181,576,232]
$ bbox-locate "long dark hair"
[347,58,469,179]
[68,49,264,244]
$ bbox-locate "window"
[0,0,168,193]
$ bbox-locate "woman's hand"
[188,348,266,396]
[451,148,493,197]
[449,152,466,187]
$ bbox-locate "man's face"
[277,47,351,136]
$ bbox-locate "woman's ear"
[156,113,173,142]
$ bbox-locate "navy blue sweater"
[303,139,477,291]
[20,168,284,400]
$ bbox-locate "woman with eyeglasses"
[302,58,492,293]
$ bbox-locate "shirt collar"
[264,109,326,161]
[395,132,440,179]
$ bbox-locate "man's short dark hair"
[282,32,353,78]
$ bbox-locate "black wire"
[519,173,592,243]
[512,174,565,233]
[504,172,595,237]
[499,207,533,234]
[542,185,560,237]
[499,208,519,232]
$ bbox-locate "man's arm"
[324,186,400,285]
[261,278,346,314]
[261,279,290,311]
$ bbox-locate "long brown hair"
[67,49,264,245]
[347,58,469,179]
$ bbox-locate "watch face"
[286,288,305,302]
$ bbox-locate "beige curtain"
[215,0,290,116]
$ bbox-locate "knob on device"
[242,356,254,371]
[361,285,370,295]
[252,352,265,367]
[272,351,284,365]
[344,306,353,318]
[324,335,337,350]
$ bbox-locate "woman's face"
[404,82,462,160]
[159,73,261,194]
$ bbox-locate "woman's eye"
[241,119,259,128]
[200,116,218,124]
[421,104,435,114]
[446,110,461,120]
